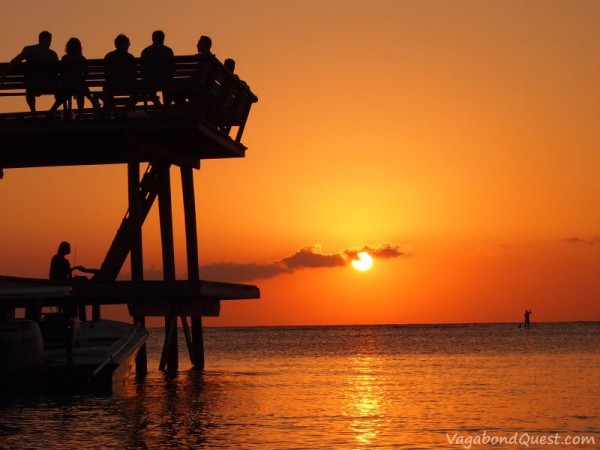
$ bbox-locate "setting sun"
[351,252,373,271]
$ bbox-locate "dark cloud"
[363,244,405,259]
[200,262,290,283]
[200,243,408,283]
[563,236,600,246]
[281,245,346,269]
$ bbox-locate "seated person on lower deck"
[49,241,98,317]
[49,241,77,282]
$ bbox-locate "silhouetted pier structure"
[0,54,259,373]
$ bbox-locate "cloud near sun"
[200,244,408,282]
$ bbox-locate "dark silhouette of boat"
[0,282,147,394]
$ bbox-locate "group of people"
[1,30,232,119]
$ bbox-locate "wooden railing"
[0,55,258,144]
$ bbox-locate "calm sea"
[1,323,599,449]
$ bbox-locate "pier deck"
[0,51,260,372]
[0,116,246,169]
[0,276,259,317]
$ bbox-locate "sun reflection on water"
[344,355,386,446]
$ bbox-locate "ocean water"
[1,323,599,449]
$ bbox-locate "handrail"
[0,54,258,144]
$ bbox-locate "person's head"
[152,30,165,45]
[197,35,212,53]
[57,241,71,256]
[39,31,52,48]
[65,37,82,56]
[224,58,235,73]
[114,34,130,51]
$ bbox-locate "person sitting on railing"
[224,58,247,89]
[216,58,239,132]
[141,30,175,110]
[224,58,236,73]
[214,57,249,134]
[50,37,101,120]
[103,34,138,117]
[0,31,59,117]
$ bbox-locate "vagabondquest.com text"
[446,431,596,448]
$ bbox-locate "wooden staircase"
[92,163,167,282]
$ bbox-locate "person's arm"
[74,265,100,275]
[1,48,27,81]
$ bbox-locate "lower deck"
[0,277,260,319]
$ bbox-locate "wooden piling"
[157,163,178,372]
[181,165,204,369]
[128,161,147,376]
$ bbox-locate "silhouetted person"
[141,30,175,109]
[193,35,217,87]
[224,58,249,90]
[182,35,220,116]
[172,35,217,115]
[224,58,235,73]
[1,31,59,116]
[218,57,240,132]
[103,34,138,116]
[49,241,98,318]
[524,309,532,329]
[51,37,100,119]
[49,241,98,281]
[197,35,213,54]
[49,241,77,282]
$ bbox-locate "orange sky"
[1,1,599,325]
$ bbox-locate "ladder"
[92,163,166,282]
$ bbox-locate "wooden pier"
[0,53,260,373]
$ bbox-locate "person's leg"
[48,97,61,114]
[76,93,85,118]
[125,93,139,114]
[103,89,115,116]
[25,92,36,114]
[48,90,65,116]
[85,88,100,109]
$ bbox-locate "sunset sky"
[0,1,599,326]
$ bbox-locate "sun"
[351,251,373,271]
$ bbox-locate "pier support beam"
[157,163,178,373]
[128,161,147,377]
[181,165,204,370]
